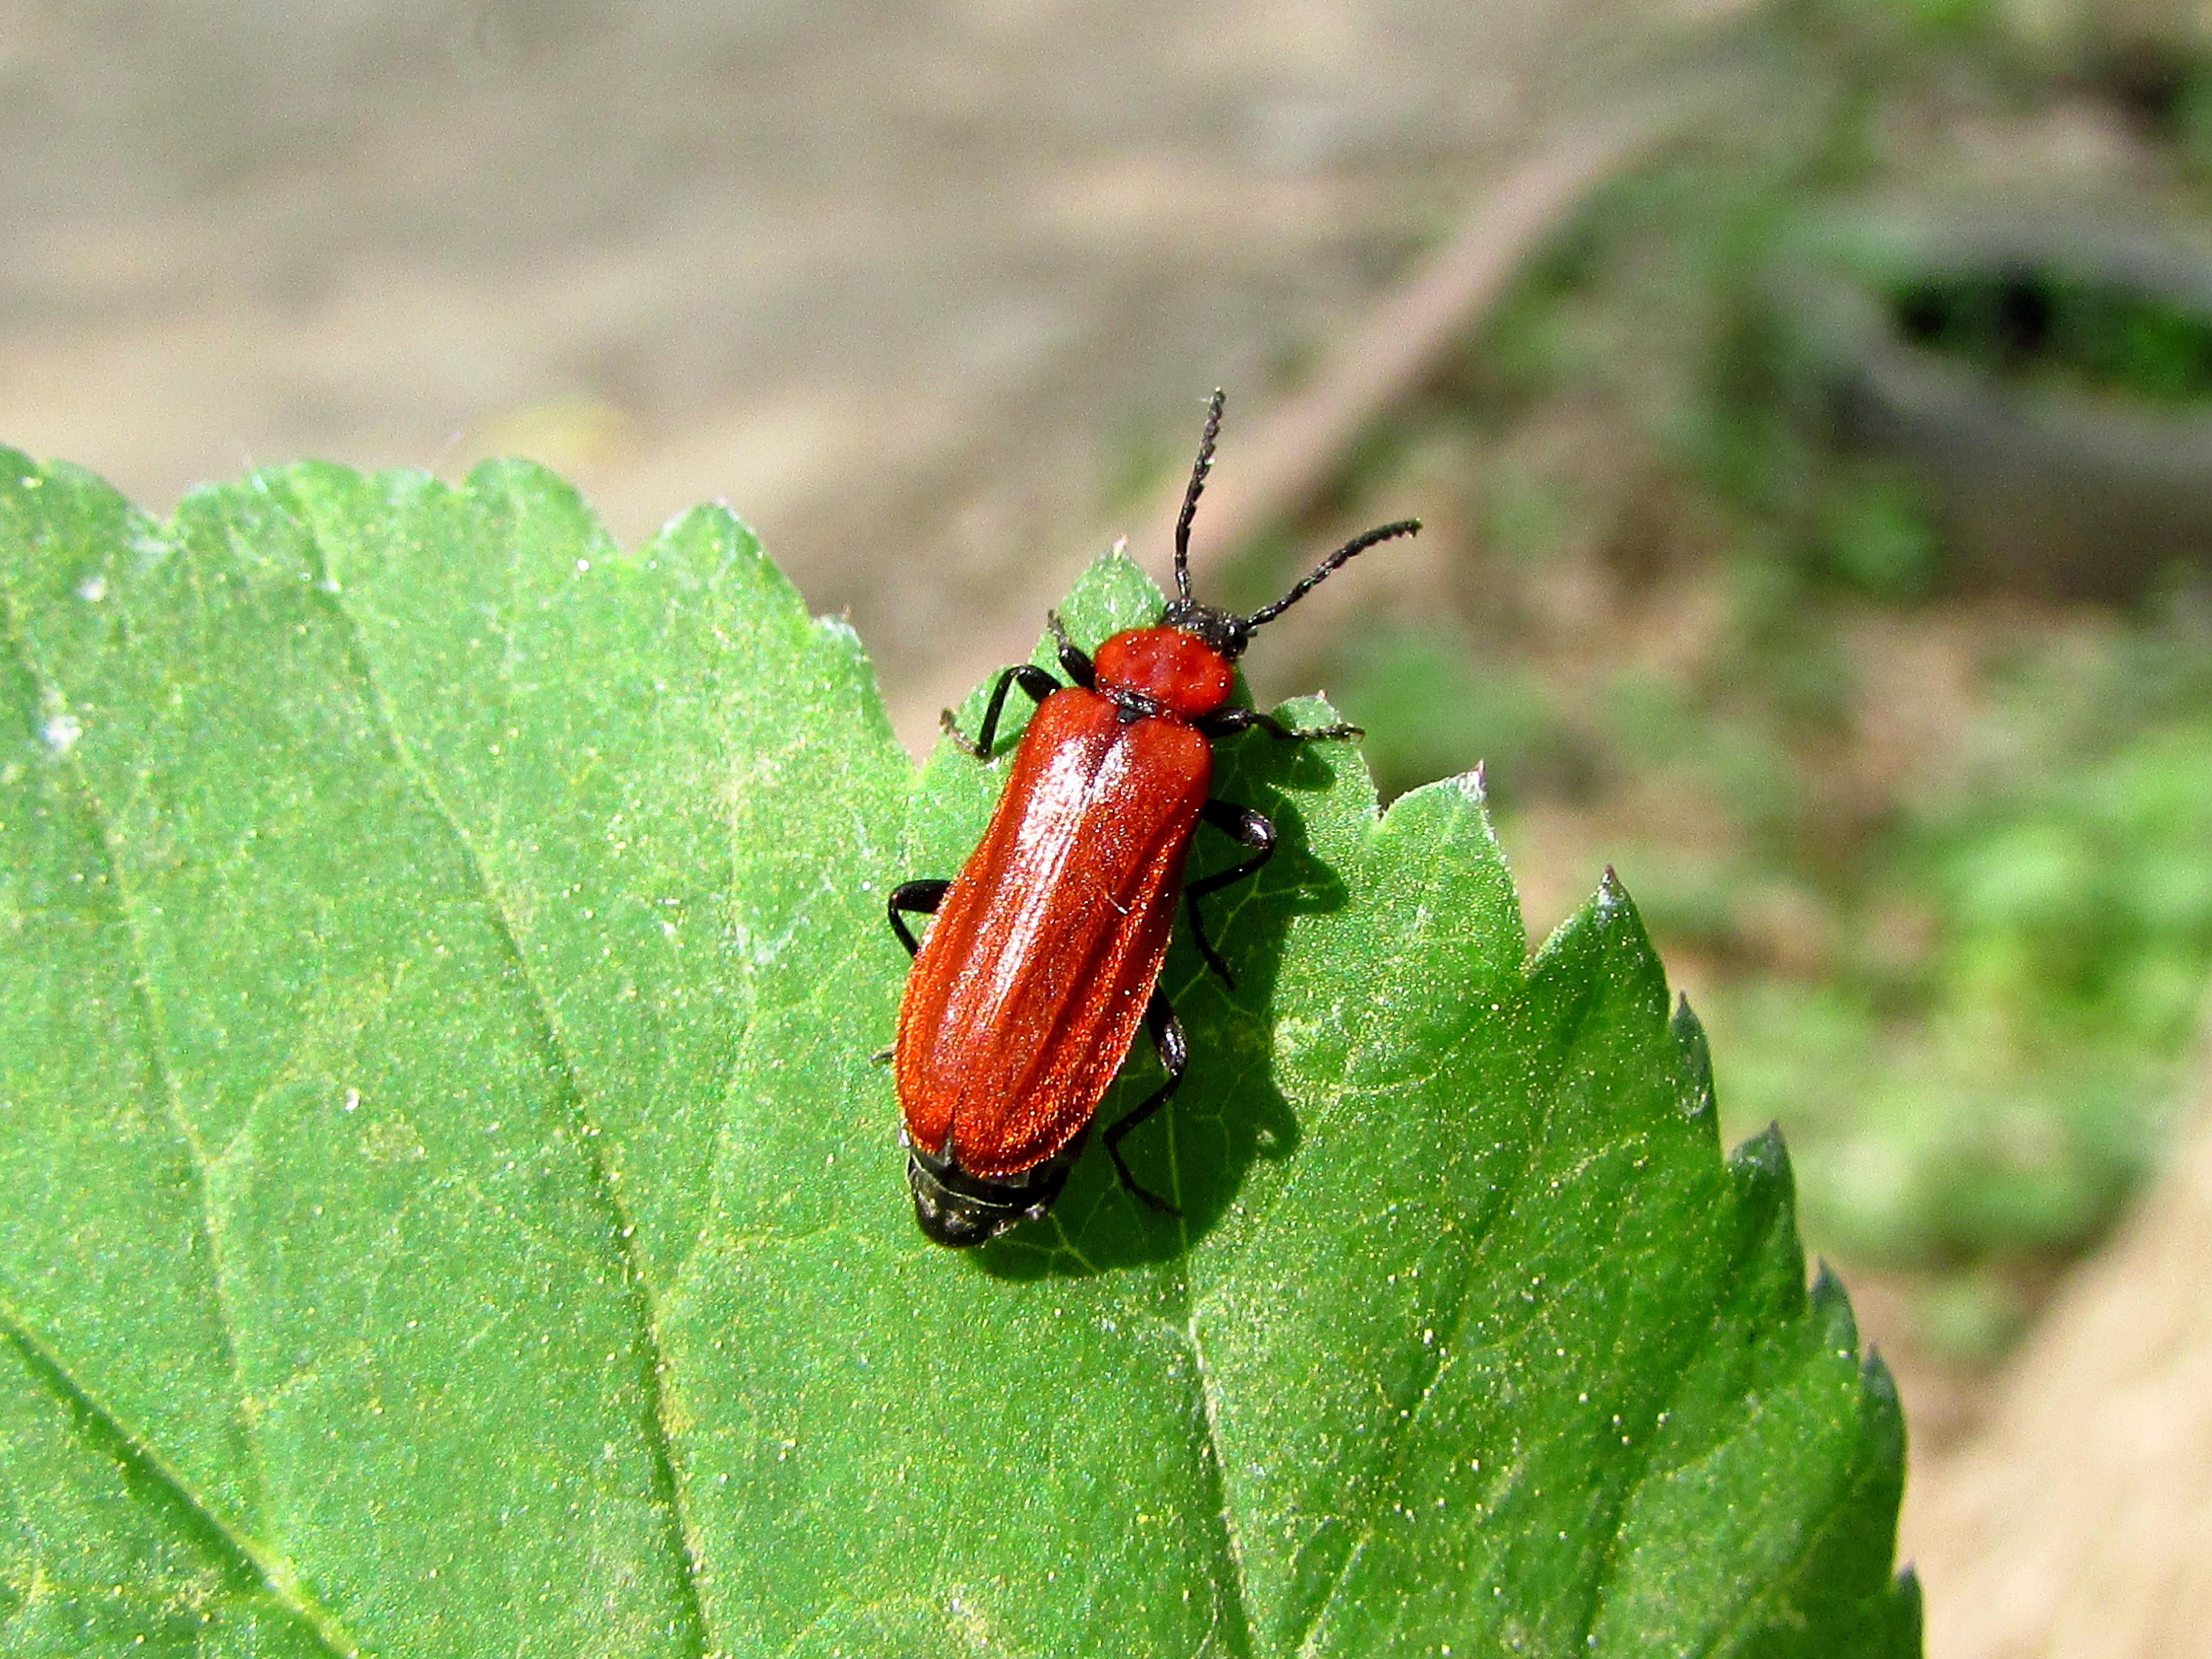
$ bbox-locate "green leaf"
[0,452,1917,1656]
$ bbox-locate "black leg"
[887,878,950,956]
[1047,611,1096,689]
[1103,989,1186,1216]
[1183,799,1276,989]
[1194,704,1363,743]
[940,663,1062,758]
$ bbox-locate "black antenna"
[1245,518,1422,630]
[1173,388,1226,602]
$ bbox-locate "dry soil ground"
[0,0,1709,693]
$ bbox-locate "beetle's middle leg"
[939,664,1058,759]
[1184,799,1275,989]
[1102,988,1187,1216]
[1195,704,1363,744]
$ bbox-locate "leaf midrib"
[303,500,716,1658]
[1173,1287,1259,1659]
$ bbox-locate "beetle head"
[1158,598,1252,661]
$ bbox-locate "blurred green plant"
[1328,621,1584,805]
[1709,714,2212,1306]
[1894,270,2212,404]
[1811,465,1942,599]
[1303,0,2212,1356]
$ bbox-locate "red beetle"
[888,391,1419,1245]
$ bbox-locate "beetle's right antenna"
[1244,517,1422,630]
[1173,388,1226,602]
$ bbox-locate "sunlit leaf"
[0,453,1917,1656]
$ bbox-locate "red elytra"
[887,391,1419,1246]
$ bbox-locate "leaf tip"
[1670,993,1715,1119]
[1728,1119,1790,1180]
[1590,864,1640,932]
[466,451,595,511]
[1047,545,1168,650]
[1889,1562,1927,1636]
[657,496,764,557]
[1857,1344,1913,1520]
[1809,1258,1864,1354]
[1859,1342,1902,1411]
[1380,762,1494,829]
[1724,1121,1805,1272]
[1088,536,1158,600]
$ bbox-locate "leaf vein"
[1284,950,1592,1653]
[0,1292,363,1658]
[0,590,275,1537]
[1180,1308,1256,1658]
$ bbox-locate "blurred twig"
[891,76,1740,755]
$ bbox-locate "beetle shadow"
[973,739,1359,1281]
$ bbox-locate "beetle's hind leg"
[1184,800,1276,989]
[1102,990,1187,1217]
[875,879,952,1061]
[887,878,950,957]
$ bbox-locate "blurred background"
[8,0,2212,1647]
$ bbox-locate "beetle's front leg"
[1046,611,1096,689]
[940,663,1062,758]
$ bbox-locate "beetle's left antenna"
[1173,388,1226,602]
[1245,518,1423,630]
